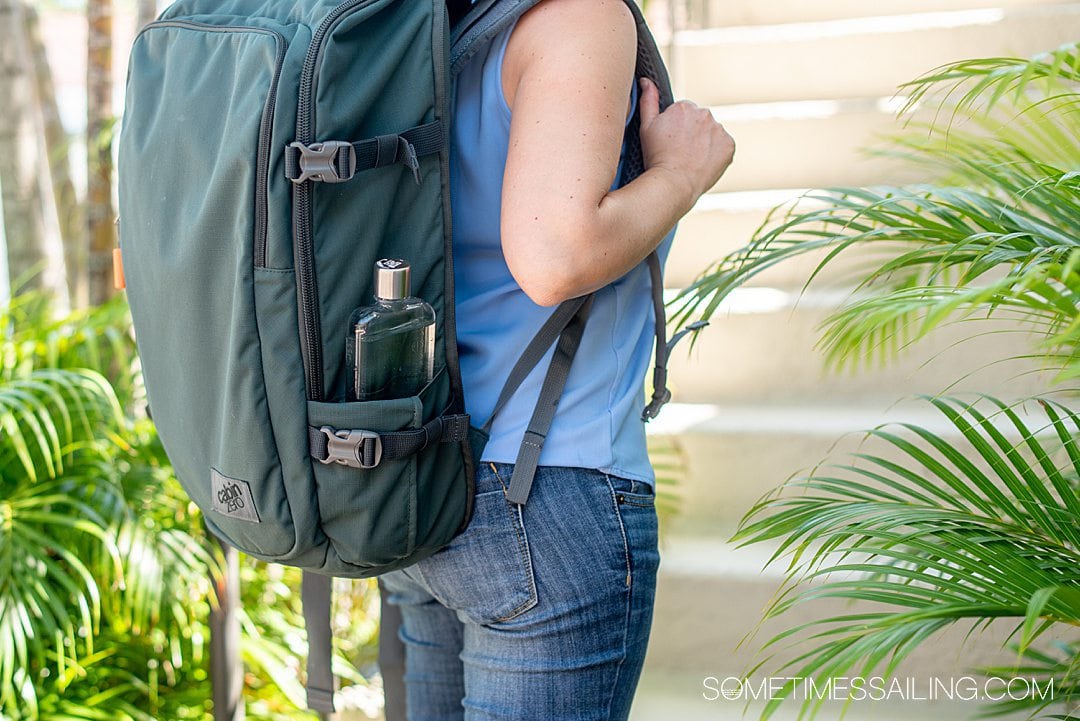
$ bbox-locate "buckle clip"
[641,387,672,422]
[319,426,382,469]
[288,141,356,184]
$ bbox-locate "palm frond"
[674,39,1080,385]
[899,43,1080,121]
[975,641,1079,718]
[2,291,140,409]
[815,254,1080,376]
[0,370,128,713]
[731,395,1080,719]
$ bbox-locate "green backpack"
[118,0,682,712]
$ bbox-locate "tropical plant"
[733,394,1080,719]
[674,45,1080,382]
[676,42,1080,719]
[0,292,380,720]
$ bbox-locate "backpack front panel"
[120,16,314,558]
[122,0,475,574]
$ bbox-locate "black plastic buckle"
[288,141,356,184]
[641,387,672,422]
[318,426,382,469]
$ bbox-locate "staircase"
[634,2,1077,719]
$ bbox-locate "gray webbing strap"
[642,251,670,420]
[377,578,407,721]
[482,294,591,435]
[302,572,335,715]
[640,251,710,420]
[505,295,595,505]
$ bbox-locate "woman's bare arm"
[500,0,734,306]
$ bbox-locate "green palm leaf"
[899,43,1080,121]
[0,370,127,714]
[674,43,1080,383]
[732,395,1080,720]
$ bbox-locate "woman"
[379,0,735,718]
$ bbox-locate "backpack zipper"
[137,20,286,270]
[254,32,287,268]
[294,0,383,402]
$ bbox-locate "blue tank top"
[451,19,674,486]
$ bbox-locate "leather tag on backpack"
[211,468,261,523]
[113,248,126,289]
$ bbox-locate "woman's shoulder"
[501,0,636,111]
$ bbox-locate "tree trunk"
[86,0,116,306]
[136,0,158,31]
[0,0,54,296]
[25,3,85,307]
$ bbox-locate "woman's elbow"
[503,248,582,307]
[501,221,593,307]
[513,269,577,307]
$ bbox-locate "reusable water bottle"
[345,259,435,401]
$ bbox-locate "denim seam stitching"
[604,475,633,589]
[488,463,539,622]
[602,473,634,721]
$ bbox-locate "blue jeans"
[379,461,660,721]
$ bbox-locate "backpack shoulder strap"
[450,0,542,77]
[618,0,678,420]
[481,294,592,435]
[504,295,594,504]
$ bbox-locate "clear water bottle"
[345,259,436,401]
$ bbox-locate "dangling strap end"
[506,431,545,505]
[306,687,335,714]
[641,387,671,422]
[302,572,336,714]
[399,137,421,184]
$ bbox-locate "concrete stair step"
[641,537,1069,713]
[669,4,1080,104]
[648,400,1063,537]
[661,292,1056,405]
[682,0,1076,28]
[706,97,922,193]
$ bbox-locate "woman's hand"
[638,77,735,203]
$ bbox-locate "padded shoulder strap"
[450,0,541,76]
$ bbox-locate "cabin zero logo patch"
[211,468,261,523]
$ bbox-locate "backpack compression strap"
[285,121,442,185]
[307,413,470,469]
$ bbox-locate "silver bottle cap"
[374,258,411,300]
